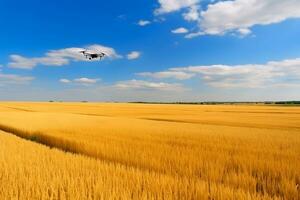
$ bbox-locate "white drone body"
[80,50,106,60]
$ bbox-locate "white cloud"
[155,0,300,38]
[139,57,300,88]
[127,51,141,60]
[86,45,121,59]
[171,27,189,34]
[137,71,194,80]
[185,31,205,39]
[0,73,34,85]
[238,28,252,36]
[154,0,201,36]
[59,77,100,86]
[182,5,200,21]
[59,79,71,83]
[155,0,200,14]
[74,77,99,84]
[138,20,151,26]
[115,79,185,91]
[198,0,300,36]
[8,44,121,69]
[9,55,43,69]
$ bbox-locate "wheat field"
[0,102,299,199]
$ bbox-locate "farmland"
[0,102,299,199]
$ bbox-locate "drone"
[80,50,106,60]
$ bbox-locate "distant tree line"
[46,101,300,105]
[266,101,300,105]
[131,101,300,105]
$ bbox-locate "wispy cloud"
[138,57,300,88]
[9,54,69,69]
[60,77,100,86]
[0,73,34,85]
[171,27,189,34]
[8,44,121,69]
[127,51,141,60]
[137,71,194,80]
[74,78,99,84]
[59,79,72,84]
[115,79,185,91]
[184,31,204,39]
[138,20,151,26]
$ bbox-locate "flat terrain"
[0,102,299,199]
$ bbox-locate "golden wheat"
[0,102,299,199]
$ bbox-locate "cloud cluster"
[197,0,300,36]
[9,44,121,69]
[156,0,300,38]
[138,57,300,88]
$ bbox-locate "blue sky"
[0,0,300,102]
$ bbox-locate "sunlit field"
[0,102,299,199]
